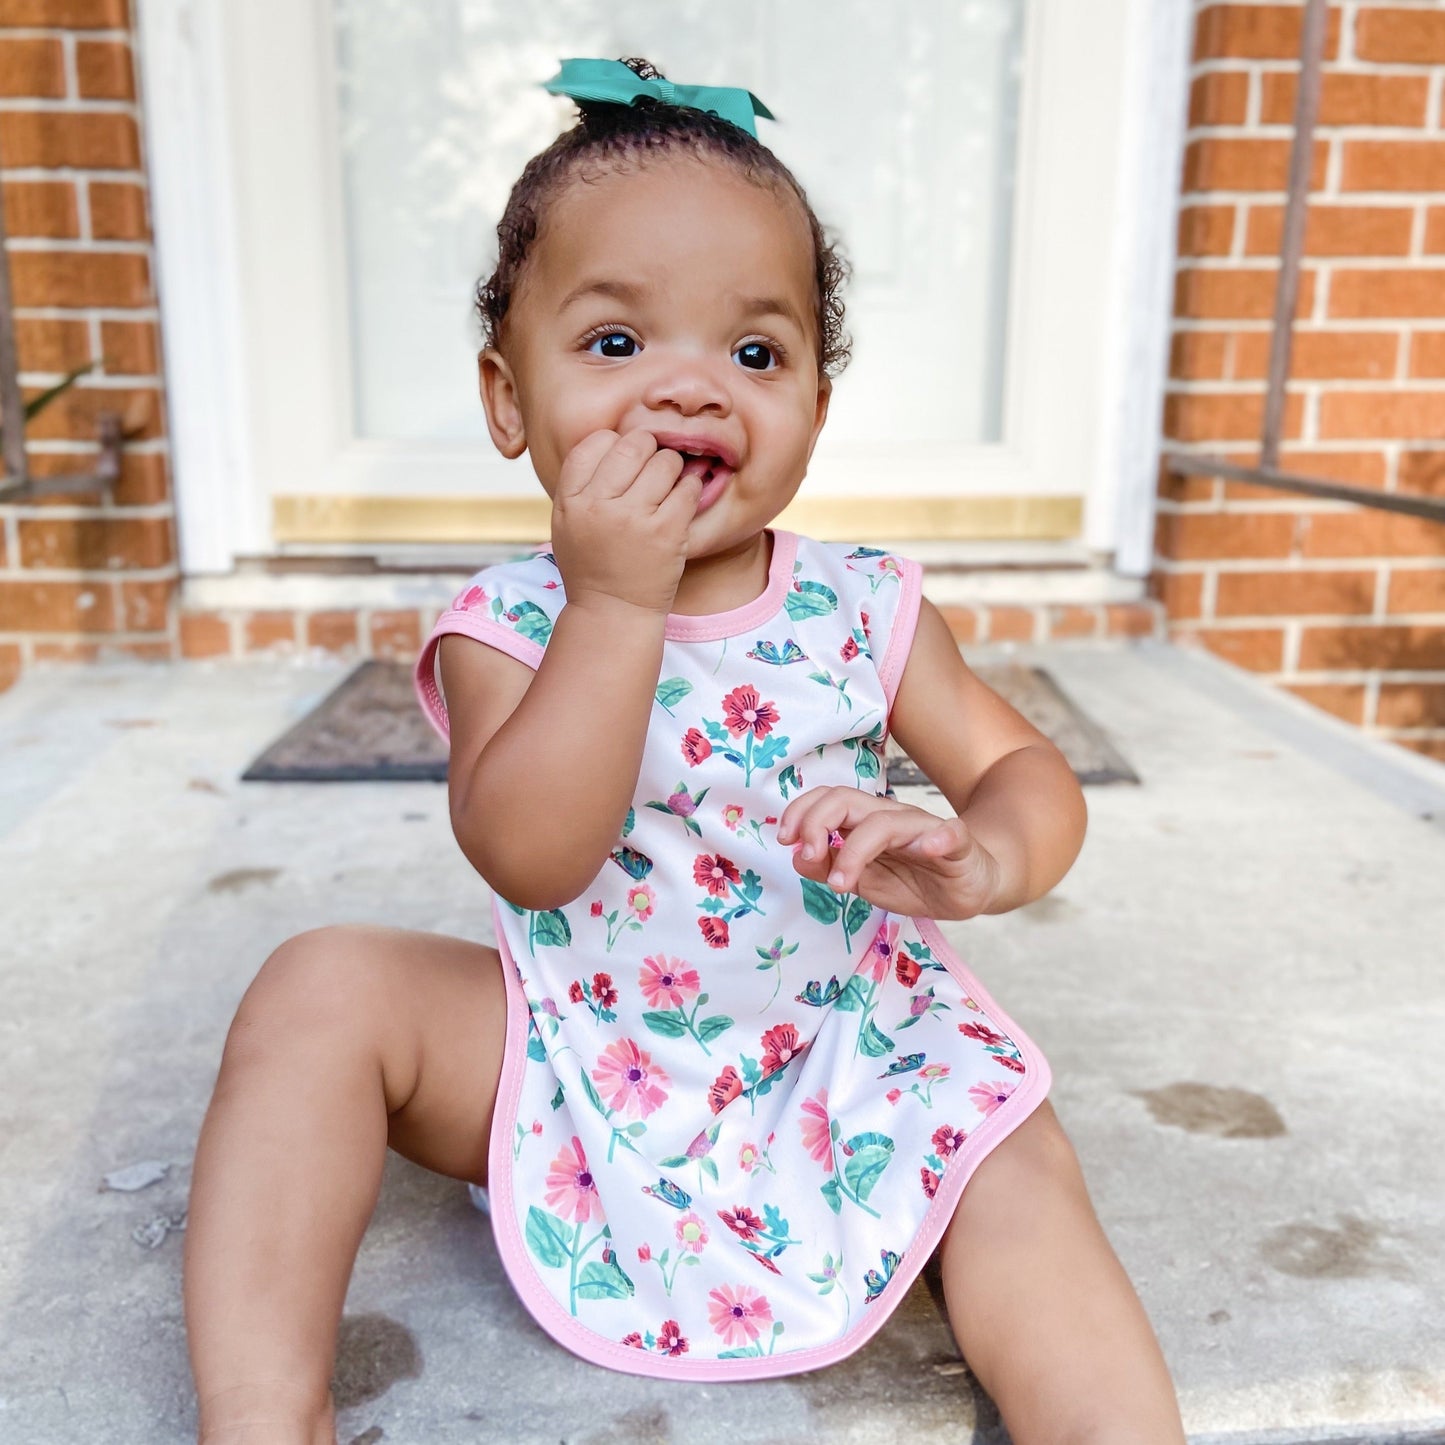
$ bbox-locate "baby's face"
[479,153,831,555]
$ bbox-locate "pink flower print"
[861,610,872,643]
[592,1038,671,1119]
[625,882,656,922]
[920,1167,940,1199]
[959,1021,1006,1046]
[737,1141,761,1172]
[590,900,603,918]
[530,1119,543,1136]
[698,916,730,949]
[933,1124,967,1157]
[759,1023,802,1076]
[862,922,901,982]
[668,786,698,818]
[878,556,902,578]
[638,1243,652,1262]
[638,955,701,1010]
[707,1065,742,1115]
[719,1205,763,1241]
[693,853,741,898]
[969,1079,1017,1117]
[799,1089,835,1171]
[841,636,859,662]
[722,684,779,740]
[908,993,932,1019]
[895,955,922,988]
[920,1063,951,1083]
[656,1319,689,1356]
[885,1088,902,1105]
[674,1211,709,1254]
[681,728,712,766]
[543,579,560,590]
[543,1135,599,1223]
[454,584,488,612]
[708,1284,773,1348]
[722,803,746,831]
[764,814,777,825]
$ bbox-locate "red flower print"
[708,1284,773,1348]
[861,611,872,642]
[932,1124,967,1158]
[920,1167,940,1199]
[656,1319,689,1356]
[996,1054,1026,1074]
[567,981,584,1004]
[749,1250,782,1275]
[959,1021,1006,1046]
[622,1332,644,1348]
[455,584,488,611]
[590,900,603,918]
[759,1023,802,1076]
[841,636,859,662]
[763,815,777,825]
[722,684,779,740]
[718,1205,763,1241]
[693,853,741,897]
[707,1065,742,1114]
[638,1243,652,1262]
[895,955,922,988]
[543,1136,599,1223]
[681,728,712,766]
[531,1120,543,1136]
[592,972,618,1009]
[698,916,730,949]
[885,1088,902,1105]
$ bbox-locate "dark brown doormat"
[241,659,1138,786]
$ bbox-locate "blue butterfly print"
[746,638,808,666]
[846,547,889,559]
[609,845,653,880]
[641,1178,692,1210]
[863,1248,901,1303]
[795,976,843,1008]
[877,1052,925,1079]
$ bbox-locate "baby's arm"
[440,428,702,912]
[888,597,1087,914]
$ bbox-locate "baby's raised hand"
[776,786,1001,921]
[550,427,704,620]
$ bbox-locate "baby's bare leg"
[938,1099,1185,1445]
[183,925,508,1445]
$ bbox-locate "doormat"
[241,659,1138,786]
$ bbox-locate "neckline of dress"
[662,528,797,642]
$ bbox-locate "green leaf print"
[850,739,881,781]
[858,1018,895,1058]
[834,976,868,1012]
[801,877,842,925]
[820,1176,843,1214]
[843,1138,895,1206]
[525,1206,570,1269]
[576,1258,635,1301]
[528,908,572,954]
[507,600,553,646]
[655,677,693,714]
[579,1068,609,1120]
[844,895,874,939]
[550,1084,565,1111]
[526,1033,546,1062]
[778,764,802,799]
[642,1010,688,1039]
[697,1014,734,1044]
[785,580,839,620]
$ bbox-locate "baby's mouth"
[675,451,731,486]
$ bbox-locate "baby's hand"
[776,787,1001,921]
[549,428,704,620]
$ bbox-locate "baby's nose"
[641,352,732,416]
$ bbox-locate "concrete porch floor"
[2,639,1444,1444]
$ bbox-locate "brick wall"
[1156,0,1445,762]
[0,0,174,693]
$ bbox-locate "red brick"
[76,40,135,100]
[1409,333,1445,380]
[100,320,160,377]
[987,607,1036,642]
[30,640,101,663]
[1171,331,1230,381]
[1245,204,1414,258]
[1231,329,1397,381]
[1149,570,1205,619]
[17,516,172,571]
[180,613,233,659]
[1354,7,1445,64]
[244,613,298,653]
[1260,71,1429,129]
[1269,448,1389,489]
[0,0,127,22]
[1189,626,1287,672]
[14,318,91,374]
[22,384,162,443]
[1190,71,1250,126]
[1386,567,1445,614]
[1215,567,1376,616]
[1340,141,1445,193]
[1394,737,1445,762]
[0,578,116,632]
[119,577,175,630]
[0,642,21,694]
[935,606,979,645]
[1162,390,1305,443]
[0,37,64,97]
[367,610,422,658]
[2,180,79,239]
[1044,605,1099,640]
[1298,509,1443,558]
[1174,266,1316,320]
[1283,682,1367,725]
[1426,207,1445,255]
[1330,269,1445,319]
[1104,603,1158,638]
[88,180,149,241]
[1183,137,1329,193]
[1178,204,1237,257]
[1376,681,1445,728]
[1299,623,1445,670]
[305,611,359,652]
[9,251,151,308]
[1318,389,1445,440]
[1398,450,1445,496]
[1193,5,1342,61]
[111,450,170,507]
[1155,511,1299,560]
[0,111,140,170]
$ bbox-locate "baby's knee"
[972,1097,1088,1199]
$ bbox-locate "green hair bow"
[542,57,775,138]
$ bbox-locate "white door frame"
[138,0,1191,577]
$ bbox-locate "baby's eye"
[734,341,779,372]
[586,331,638,359]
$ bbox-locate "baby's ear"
[478,348,527,459]
[806,372,832,459]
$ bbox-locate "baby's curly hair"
[476,57,852,378]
